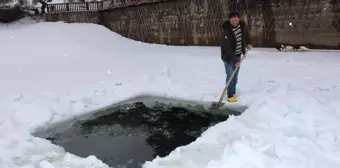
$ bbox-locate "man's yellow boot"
[227,95,238,102]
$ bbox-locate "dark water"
[46,102,229,168]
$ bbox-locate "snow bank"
[1,19,340,167]
[144,95,340,168]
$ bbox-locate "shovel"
[209,53,247,110]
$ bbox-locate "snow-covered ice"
[1,18,340,168]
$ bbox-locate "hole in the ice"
[34,96,246,168]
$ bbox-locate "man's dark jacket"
[220,20,251,63]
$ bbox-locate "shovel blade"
[209,101,225,110]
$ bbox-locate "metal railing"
[47,1,103,12]
[46,0,172,13]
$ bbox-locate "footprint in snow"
[317,87,330,92]
[101,90,107,96]
[12,93,24,102]
[82,98,92,104]
[309,87,330,92]
[266,80,276,83]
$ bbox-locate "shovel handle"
[217,54,246,103]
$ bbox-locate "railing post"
[86,2,89,10]
[66,3,69,11]
[47,4,50,12]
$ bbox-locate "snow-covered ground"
[1,18,340,168]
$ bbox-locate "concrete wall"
[44,0,340,49]
[270,2,340,48]
[99,0,239,46]
[0,6,25,23]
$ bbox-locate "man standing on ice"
[220,12,252,102]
